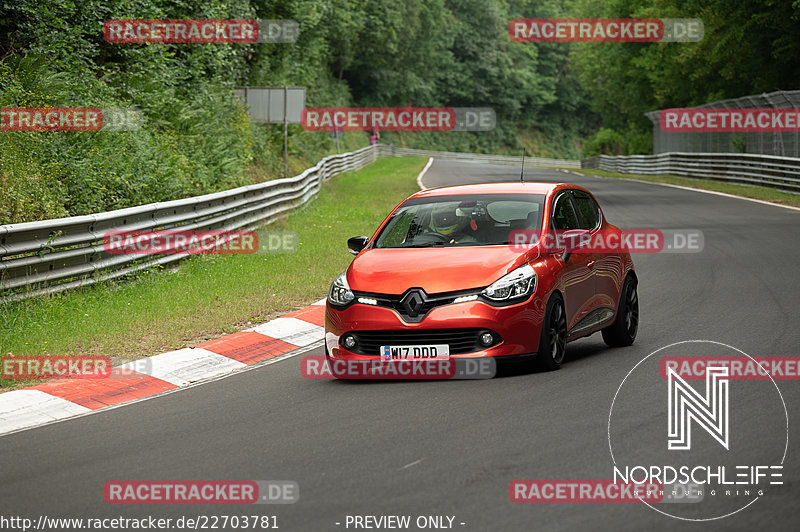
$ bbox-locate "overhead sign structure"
[233,87,306,124]
[234,86,306,177]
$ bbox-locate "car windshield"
[373,193,545,248]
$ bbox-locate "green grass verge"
[569,168,800,208]
[0,156,426,389]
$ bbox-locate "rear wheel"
[602,275,638,347]
[535,294,567,371]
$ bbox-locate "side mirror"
[347,236,369,255]
[545,239,573,264]
[544,229,590,264]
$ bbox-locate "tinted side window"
[551,193,580,230]
[572,191,600,230]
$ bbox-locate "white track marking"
[573,171,800,212]
[121,347,246,387]
[248,317,324,347]
[0,390,92,434]
[417,157,434,190]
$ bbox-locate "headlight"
[328,271,355,306]
[482,264,536,302]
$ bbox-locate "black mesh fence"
[646,90,800,156]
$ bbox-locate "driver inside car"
[428,204,477,243]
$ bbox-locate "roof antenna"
[519,151,526,183]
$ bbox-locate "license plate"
[380,345,450,362]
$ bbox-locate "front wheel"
[535,294,567,371]
[602,275,638,347]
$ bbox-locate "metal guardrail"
[7,145,795,303]
[378,145,581,168]
[0,145,378,302]
[581,152,800,193]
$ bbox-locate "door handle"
[587,260,595,269]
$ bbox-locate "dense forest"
[1,0,798,222]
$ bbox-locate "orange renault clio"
[325,182,638,372]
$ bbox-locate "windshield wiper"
[401,241,448,248]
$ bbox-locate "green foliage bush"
[569,0,800,147]
[3,0,793,222]
[0,0,601,223]
[582,126,653,158]
[582,128,624,157]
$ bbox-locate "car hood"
[347,246,538,295]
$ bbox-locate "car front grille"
[354,287,480,323]
[344,328,500,356]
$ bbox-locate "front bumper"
[325,296,546,360]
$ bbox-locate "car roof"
[410,181,574,198]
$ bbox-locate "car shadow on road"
[496,339,610,378]
[324,340,612,383]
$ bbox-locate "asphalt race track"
[1,159,799,531]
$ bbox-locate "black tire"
[602,275,639,347]
[535,294,567,371]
